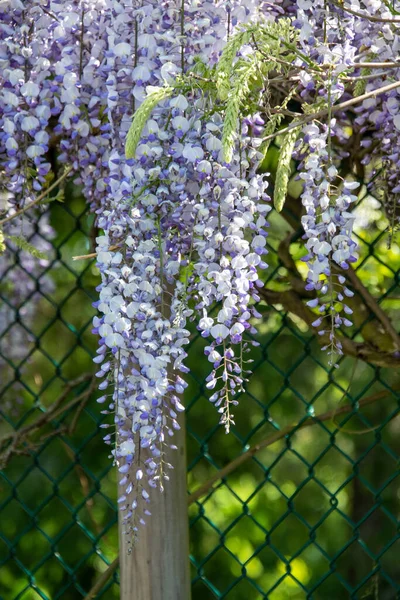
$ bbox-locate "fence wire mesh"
[0,178,399,600]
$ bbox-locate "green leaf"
[258,115,282,161]
[179,262,194,285]
[6,235,47,260]
[273,126,300,212]
[125,86,173,159]
[0,230,5,254]
[215,28,254,101]
[218,20,298,163]
[222,59,263,163]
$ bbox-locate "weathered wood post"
[118,415,191,599]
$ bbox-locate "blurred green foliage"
[0,177,399,600]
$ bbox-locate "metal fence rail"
[0,182,399,599]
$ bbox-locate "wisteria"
[2,0,400,538]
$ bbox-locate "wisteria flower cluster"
[1,0,400,536]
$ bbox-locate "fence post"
[118,414,191,600]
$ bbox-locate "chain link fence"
[0,179,399,599]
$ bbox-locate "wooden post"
[118,413,191,600]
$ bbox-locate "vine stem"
[132,17,138,113]
[83,386,398,599]
[262,79,400,144]
[0,167,73,227]
[83,557,120,600]
[352,62,400,69]
[79,9,85,80]
[0,375,95,468]
[72,244,121,261]
[180,0,185,71]
[157,215,164,309]
[344,266,400,350]
[330,0,400,23]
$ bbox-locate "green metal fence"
[0,182,399,599]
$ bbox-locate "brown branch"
[330,1,400,23]
[79,9,85,80]
[83,556,120,600]
[344,266,400,351]
[352,62,400,69]
[187,387,398,504]
[0,167,73,227]
[0,374,92,442]
[277,232,313,296]
[344,71,396,83]
[72,244,121,261]
[259,287,400,368]
[0,375,95,468]
[68,392,92,434]
[62,440,103,536]
[277,232,300,273]
[4,426,68,459]
[262,79,400,144]
[40,6,59,21]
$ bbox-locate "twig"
[7,426,68,458]
[343,71,393,82]
[86,386,398,595]
[0,167,73,227]
[46,380,96,422]
[187,387,398,504]
[72,244,121,261]
[259,287,400,368]
[62,440,103,536]
[251,34,400,75]
[277,232,312,296]
[68,392,92,434]
[344,266,400,350]
[79,9,85,80]
[352,62,400,69]
[262,79,400,143]
[0,375,95,467]
[83,557,120,600]
[187,72,213,83]
[256,104,302,118]
[0,374,92,443]
[40,6,59,21]
[331,0,400,23]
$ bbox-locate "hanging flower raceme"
[0,1,56,206]
[298,120,358,363]
[86,0,253,536]
[190,123,271,431]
